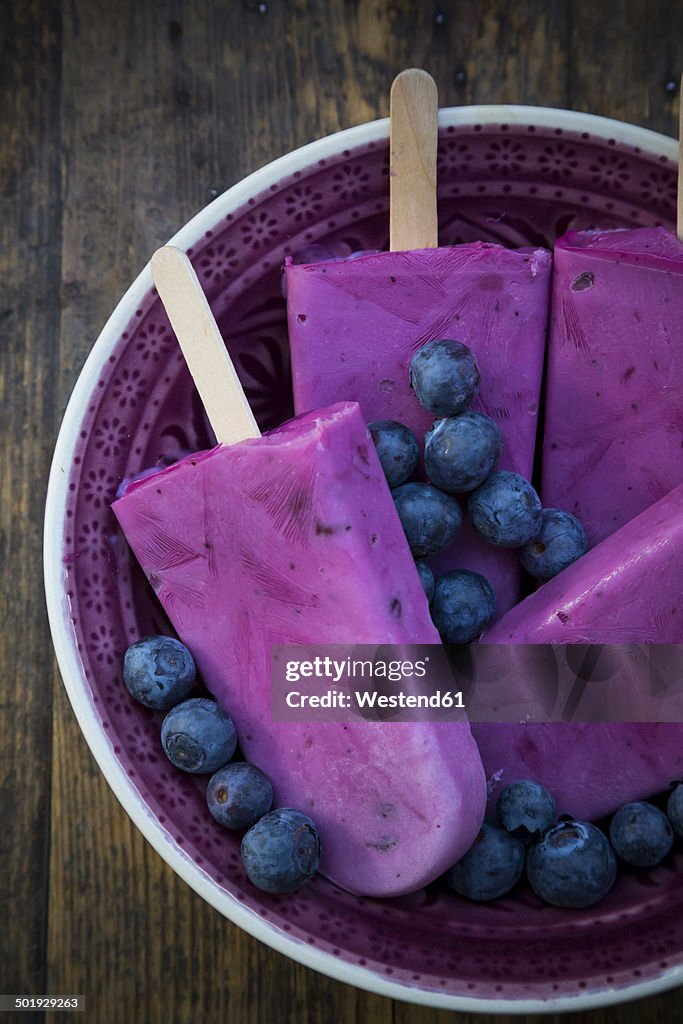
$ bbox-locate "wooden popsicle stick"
[389,68,438,252]
[151,245,260,445]
[678,74,683,242]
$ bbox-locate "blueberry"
[425,411,502,493]
[161,697,237,774]
[241,808,321,894]
[409,338,480,416]
[392,482,462,557]
[609,801,674,867]
[519,509,589,580]
[431,570,496,643]
[526,820,617,908]
[207,762,273,830]
[667,784,683,837]
[123,635,195,710]
[368,420,420,488]
[467,471,542,547]
[444,820,525,901]
[415,559,435,603]
[497,780,556,841]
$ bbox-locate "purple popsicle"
[473,483,683,820]
[287,243,552,617]
[113,247,486,897]
[542,226,683,543]
[287,71,553,619]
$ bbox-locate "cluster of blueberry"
[445,779,683,908]
[123,635,321,894]
[368,338,589,643]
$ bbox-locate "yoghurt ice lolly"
[473,483,683,820]
[287,72,552,616]
[287,244,552,470]
[542,226,683,543]
[113,246,486,897]
[497,225,683,820]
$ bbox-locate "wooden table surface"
[3,1,683,1021]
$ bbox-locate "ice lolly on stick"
[472,483,683,821]
[113,246,486,897]
[541,226,683,544]
[286,71,553,616]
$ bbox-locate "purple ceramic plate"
[45,106,683,1013]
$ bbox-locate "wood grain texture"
[390,69,438,251]
[0,2,61,1018]
[0,0,681,1021]
[151,246,260,444]
[569,0,683,135]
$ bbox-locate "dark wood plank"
[0,0,62,1015]
[425,0,571,108]
[39,0,683,1022]
[569,0,683,136]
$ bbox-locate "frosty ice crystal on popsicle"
[113,246,486,897]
